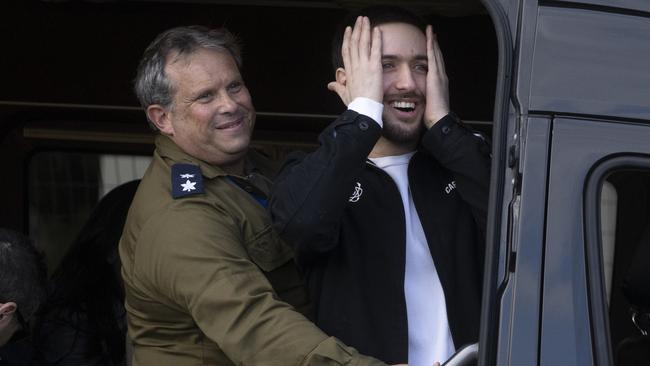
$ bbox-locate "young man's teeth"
[392,101,415,109]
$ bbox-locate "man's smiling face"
[377,22,428,145]
[162,48,255,167]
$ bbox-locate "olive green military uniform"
[119,135,384,365]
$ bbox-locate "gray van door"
[480,0,650,365]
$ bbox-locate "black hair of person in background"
[36,180,140,366]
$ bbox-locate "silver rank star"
[180,179,197,192]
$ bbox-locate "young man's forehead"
[375,21,426,34]
[377,22,427,54]
[374,21,425,34]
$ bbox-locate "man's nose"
[216,92,238,113]
[394,65,416,91]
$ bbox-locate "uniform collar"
[154,134,275,183]
[155,134,238,179]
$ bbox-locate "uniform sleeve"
[421,113,492,235]
[136,201,385,366]
[269,110,382,266]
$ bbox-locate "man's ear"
[328,67,351,106]
[0,302,17,325]
[335,67,347,86]
[146,104,174,136]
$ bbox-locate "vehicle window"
[597,170,650,365]
[28,151,150,274]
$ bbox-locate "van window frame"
[583,154,650,365]
[476,0,515,365]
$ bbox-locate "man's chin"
[382,121,424,146]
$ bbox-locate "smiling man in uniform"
[119,25,388,365]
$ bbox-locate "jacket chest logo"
[348,182,363,202]
[445,180,457,194]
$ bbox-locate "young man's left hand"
[424,25,450,129]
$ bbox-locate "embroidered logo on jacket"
[445,180,457,195]
[349,182,363,202]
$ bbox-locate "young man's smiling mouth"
[391,100,416,113]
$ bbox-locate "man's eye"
[197,92,213,102]
[228,82,243,93]
[381,63,394,70]
[414,64,428,72]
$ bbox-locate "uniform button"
[441,125,451,135]
[359,121,369,131]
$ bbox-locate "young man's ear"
[335,67,347,86]
[327,67,352,106]
[146,104,174,136]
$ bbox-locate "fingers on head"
[370,27,382,60]
[349,16,364,61]
[426,25,434,58]
[351,16,362,43]
[433,34,446,74]
[359,17,371,56]
[341,26,352,66]
[425,24,446,74]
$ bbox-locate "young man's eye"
[382,62,394,70]
[414,64,428,72]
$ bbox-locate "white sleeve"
[348,97,383,128]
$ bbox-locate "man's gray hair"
[134,25,242,130]
[0,228,47,327]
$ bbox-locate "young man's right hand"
[328,16,383,106]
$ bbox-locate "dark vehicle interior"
[3,0,649,364]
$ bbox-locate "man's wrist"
[425,111,451,129]
[348,97,384,128]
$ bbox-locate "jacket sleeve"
[420,113,492,237]
[269,110,382,266]
[138,202,385,366]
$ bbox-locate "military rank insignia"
[171,163,205,198]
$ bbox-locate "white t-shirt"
[369,153,455,366]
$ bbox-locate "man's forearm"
[270,110,381,265]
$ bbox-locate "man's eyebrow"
[381,54,428,61]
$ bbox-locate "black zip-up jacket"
[270,110,491,364]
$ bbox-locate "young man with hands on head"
[271,6,490,366]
